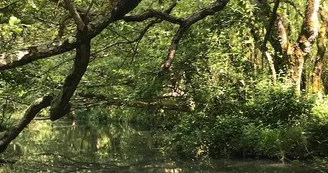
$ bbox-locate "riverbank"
[0,121,322,173]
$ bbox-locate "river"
[0,121,320,172]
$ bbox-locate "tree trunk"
[50,19,91,121]
[284,0,320,93]
[312,25,326,93]
[264,52,277,84]
[285,44,305,91]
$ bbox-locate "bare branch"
[260,0,280,84]
[50,24,91,121]
[283,0,304,17]
[161,0,230,70]
[261,0,281,51]
[63,0,85,30]
[161,27,186,69]
[123,9,184,24]
[78,93,191,112]
[86,0,95,15]
[50,0,87,14]
[123,1,179,22]
[185,0,229,26]
[55,14,72,40]
[0,40,77,71]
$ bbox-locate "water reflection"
[0,121,319,173]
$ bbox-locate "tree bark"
[312,12,327,93]
[261,0,280,84]
[284,0,320,92]
[254,0,320,92]
[253,0,285,80]
[50,17,91,121]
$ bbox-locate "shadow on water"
[0,121,320,173]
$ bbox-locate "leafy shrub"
[172,84,317,159]
[239,124,308,159]
[307,122,328,156]
[245,85,311,126]
[208,115,249,158]
[313,157,328,172]
[305,96,328,156]
[173,111,249,158]
[173,112,213,158]
[311,96,328,123]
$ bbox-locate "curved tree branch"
[0,95,53,153]
[64,0,85,31]
[0,0,142,71]
[49,16,91,121]
[261,0,281,51]
[283,0,304,17]
[123,9,184,24]
[260,0,280,84]
[0,40,77,71]
[161,0,230,70]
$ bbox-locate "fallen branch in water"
[78,93,192,112]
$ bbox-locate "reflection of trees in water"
[1,121,318,173]
[4,121,163,171]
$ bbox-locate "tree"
[255,0,322,93]
[0,0,230,153]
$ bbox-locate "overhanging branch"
[161,0,230,70]
[0,0,142,71]
[0,95,53,153]
[78,93,191,112]
[123,9,184,24]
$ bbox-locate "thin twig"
[0,1,18,11]
[283,0,304,17]
[262,0,281,51]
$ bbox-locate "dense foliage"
[0,0,328,168]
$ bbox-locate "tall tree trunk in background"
[283,0,320,92]
[275,14,288,73]
[312,24,326,93]
[254,0,320,92]
[312,7,328,93]
[284,44,305,91]
[252,0,280,83]
[261,0,281,84]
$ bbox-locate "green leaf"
[28,0,37,9]
[13,27,23,34]
[9,16,21,26]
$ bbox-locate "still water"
[0,121,320,173]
